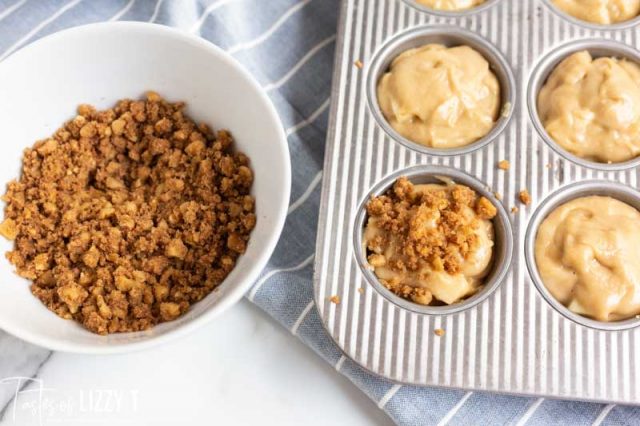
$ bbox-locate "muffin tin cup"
[540,0,640,31]
[353,165,514,316]
[527,38,640,171]
[524,180,640,331]
[366,25,516,157]
[400,0,503,17]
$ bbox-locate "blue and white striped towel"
[0,1,638,424]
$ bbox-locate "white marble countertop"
[0,301,393,425]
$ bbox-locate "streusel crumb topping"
[364,177,496,306]
[1,92,255,334]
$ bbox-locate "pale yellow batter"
[552,0,640,24]
[416,0,486,11]
[377,44,501,149]
[538,51,640,163]
[535,196,640,322]
[364,180,496,306]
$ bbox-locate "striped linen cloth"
[0,1,637,425]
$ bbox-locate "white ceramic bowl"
[0,22,291,353]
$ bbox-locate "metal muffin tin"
[314,0,640,404]
[525,180,640,331]
[366,25,515,157]
[527,39,640,171]
[352,165,513,315]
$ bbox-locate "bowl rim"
[0,22,291,354]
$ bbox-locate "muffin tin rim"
[540,0,640,31]
[399,0,504,17]
[527,38,640,172]
[352,164,514,316]
[365,24,516,158]
[524,180,640,332]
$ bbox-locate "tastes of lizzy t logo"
[0,377,139,425]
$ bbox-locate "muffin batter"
[552,0,640,25]
[416,0,486,10]
[364,178,496,306]
[535,196,640,322]
[538,51,640,163]
[377,44,501,149]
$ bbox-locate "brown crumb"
[511,206,519,214]
[476,196,498,220]
[382,280,433,305]
[497,160,510,170]
[545,163,553,169]
[1,92,256,335]
[330,295,341,304]
[354,59,363,69]
[519,189,532,206]
[358,287,365,294]
[493,192,502,201]
[434,328,445,337]
[0,218,18,240]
